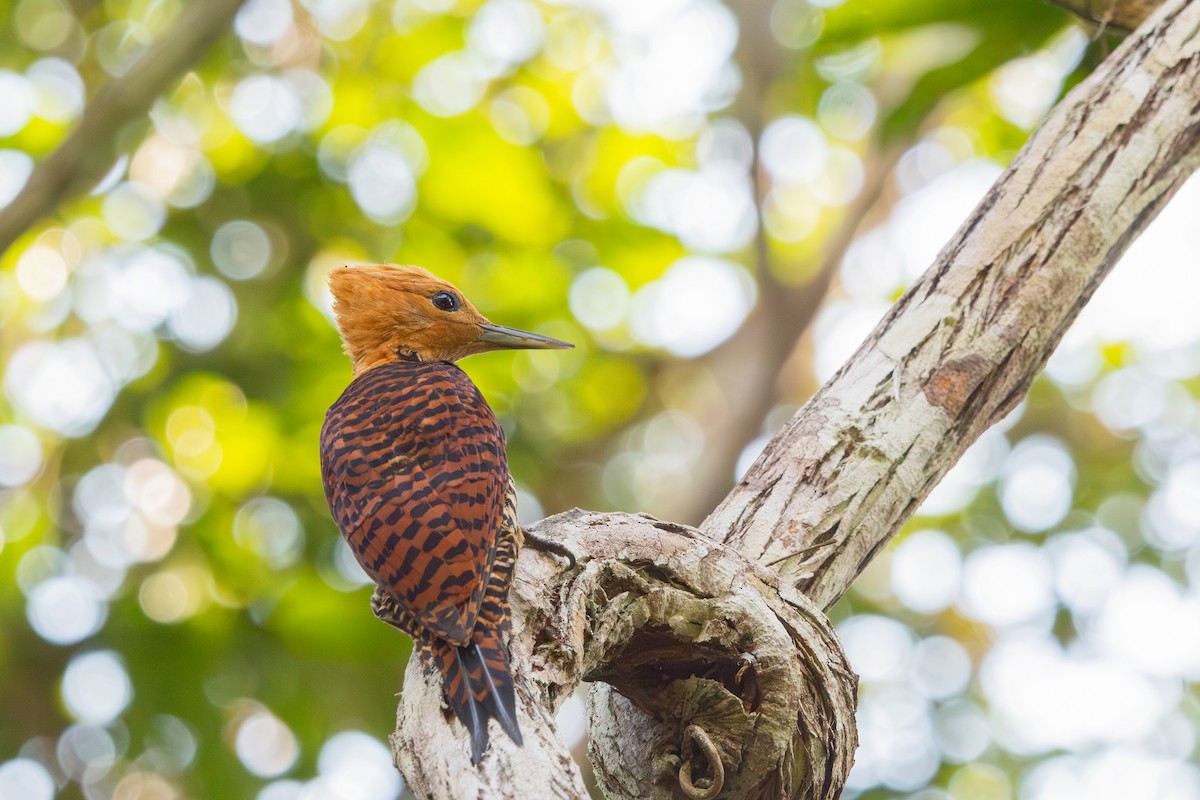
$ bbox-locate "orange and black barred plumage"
[319,264,571,764]
[322,358,521,761]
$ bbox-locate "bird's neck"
[350,347,427,376]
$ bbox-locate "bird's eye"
[431,291,460,312]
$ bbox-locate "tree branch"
[703,0,1200,609]
[393,0,1200,796]
[392,513,857,800]
[0,0,246,256]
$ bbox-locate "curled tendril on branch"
[678,724,723,800]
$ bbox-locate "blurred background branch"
[1043,0,1162,32]
[670,145,900,525]
[0,0,245,256]
[657,0,907,526]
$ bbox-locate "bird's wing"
[321,364,507,646]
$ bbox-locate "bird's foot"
[370,587,411,632]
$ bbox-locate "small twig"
[0,0,247,256]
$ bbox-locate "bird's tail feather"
[436,631,523,764]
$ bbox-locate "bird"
[319,263,573,764]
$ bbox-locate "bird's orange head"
[329,264,573,374]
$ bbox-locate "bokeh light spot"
[839,615,914,683]
[0,758,55,800]
[27,575,107,644]
[212,220,272,281]
[489,86,551,146]
[61,650,133,725]
[982,635,1170,754]
[140,569,209,624]
[125,458,191,528]
[16,0,75,52]
[1097,566,1200,679]
[16,245,69,301]
[235,708,299,778]
[412,53,487,117]
[818,81,877,140]
[323,538,372,591]
[890,529,962,614]
[103,182,167,241]
[236,0,294,46]
[568,267,630,331]
[257,780,304,800]
[113,771,178,800]
[934,700,990,764]
[5,339,116,437]
[630,256,754,357]
[959,543,1055,629]
[761,116,828,184]
[56,723,117,783]
[910,636,972,700]
[633,163,756,252]
[349,142,417,224]
[0,150,36,207]
[313,731,402,800]
[300,0,369,40]
[229,75,301,143]
[1000,436,1075,532]
[234,497,305,570]
[0,425,43,487]
[850,685,940,791]
[28,58,84,123]
[168,276,237,352]
[949,763,1011,800]
[467,0,545,69]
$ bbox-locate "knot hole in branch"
[532,513,857,800]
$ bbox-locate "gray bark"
[393,0,1200,796]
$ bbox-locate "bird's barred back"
[320,360,509,645]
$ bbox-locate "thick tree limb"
[1045,0,1162,32]
[704,0,1200,609]
[393,0,1200,797]
[391,513,857,800]
[0,0,246,256]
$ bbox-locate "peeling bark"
[392,1,1200,797]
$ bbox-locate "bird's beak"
[475,323,574,350]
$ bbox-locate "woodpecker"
[319,264,572,764]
